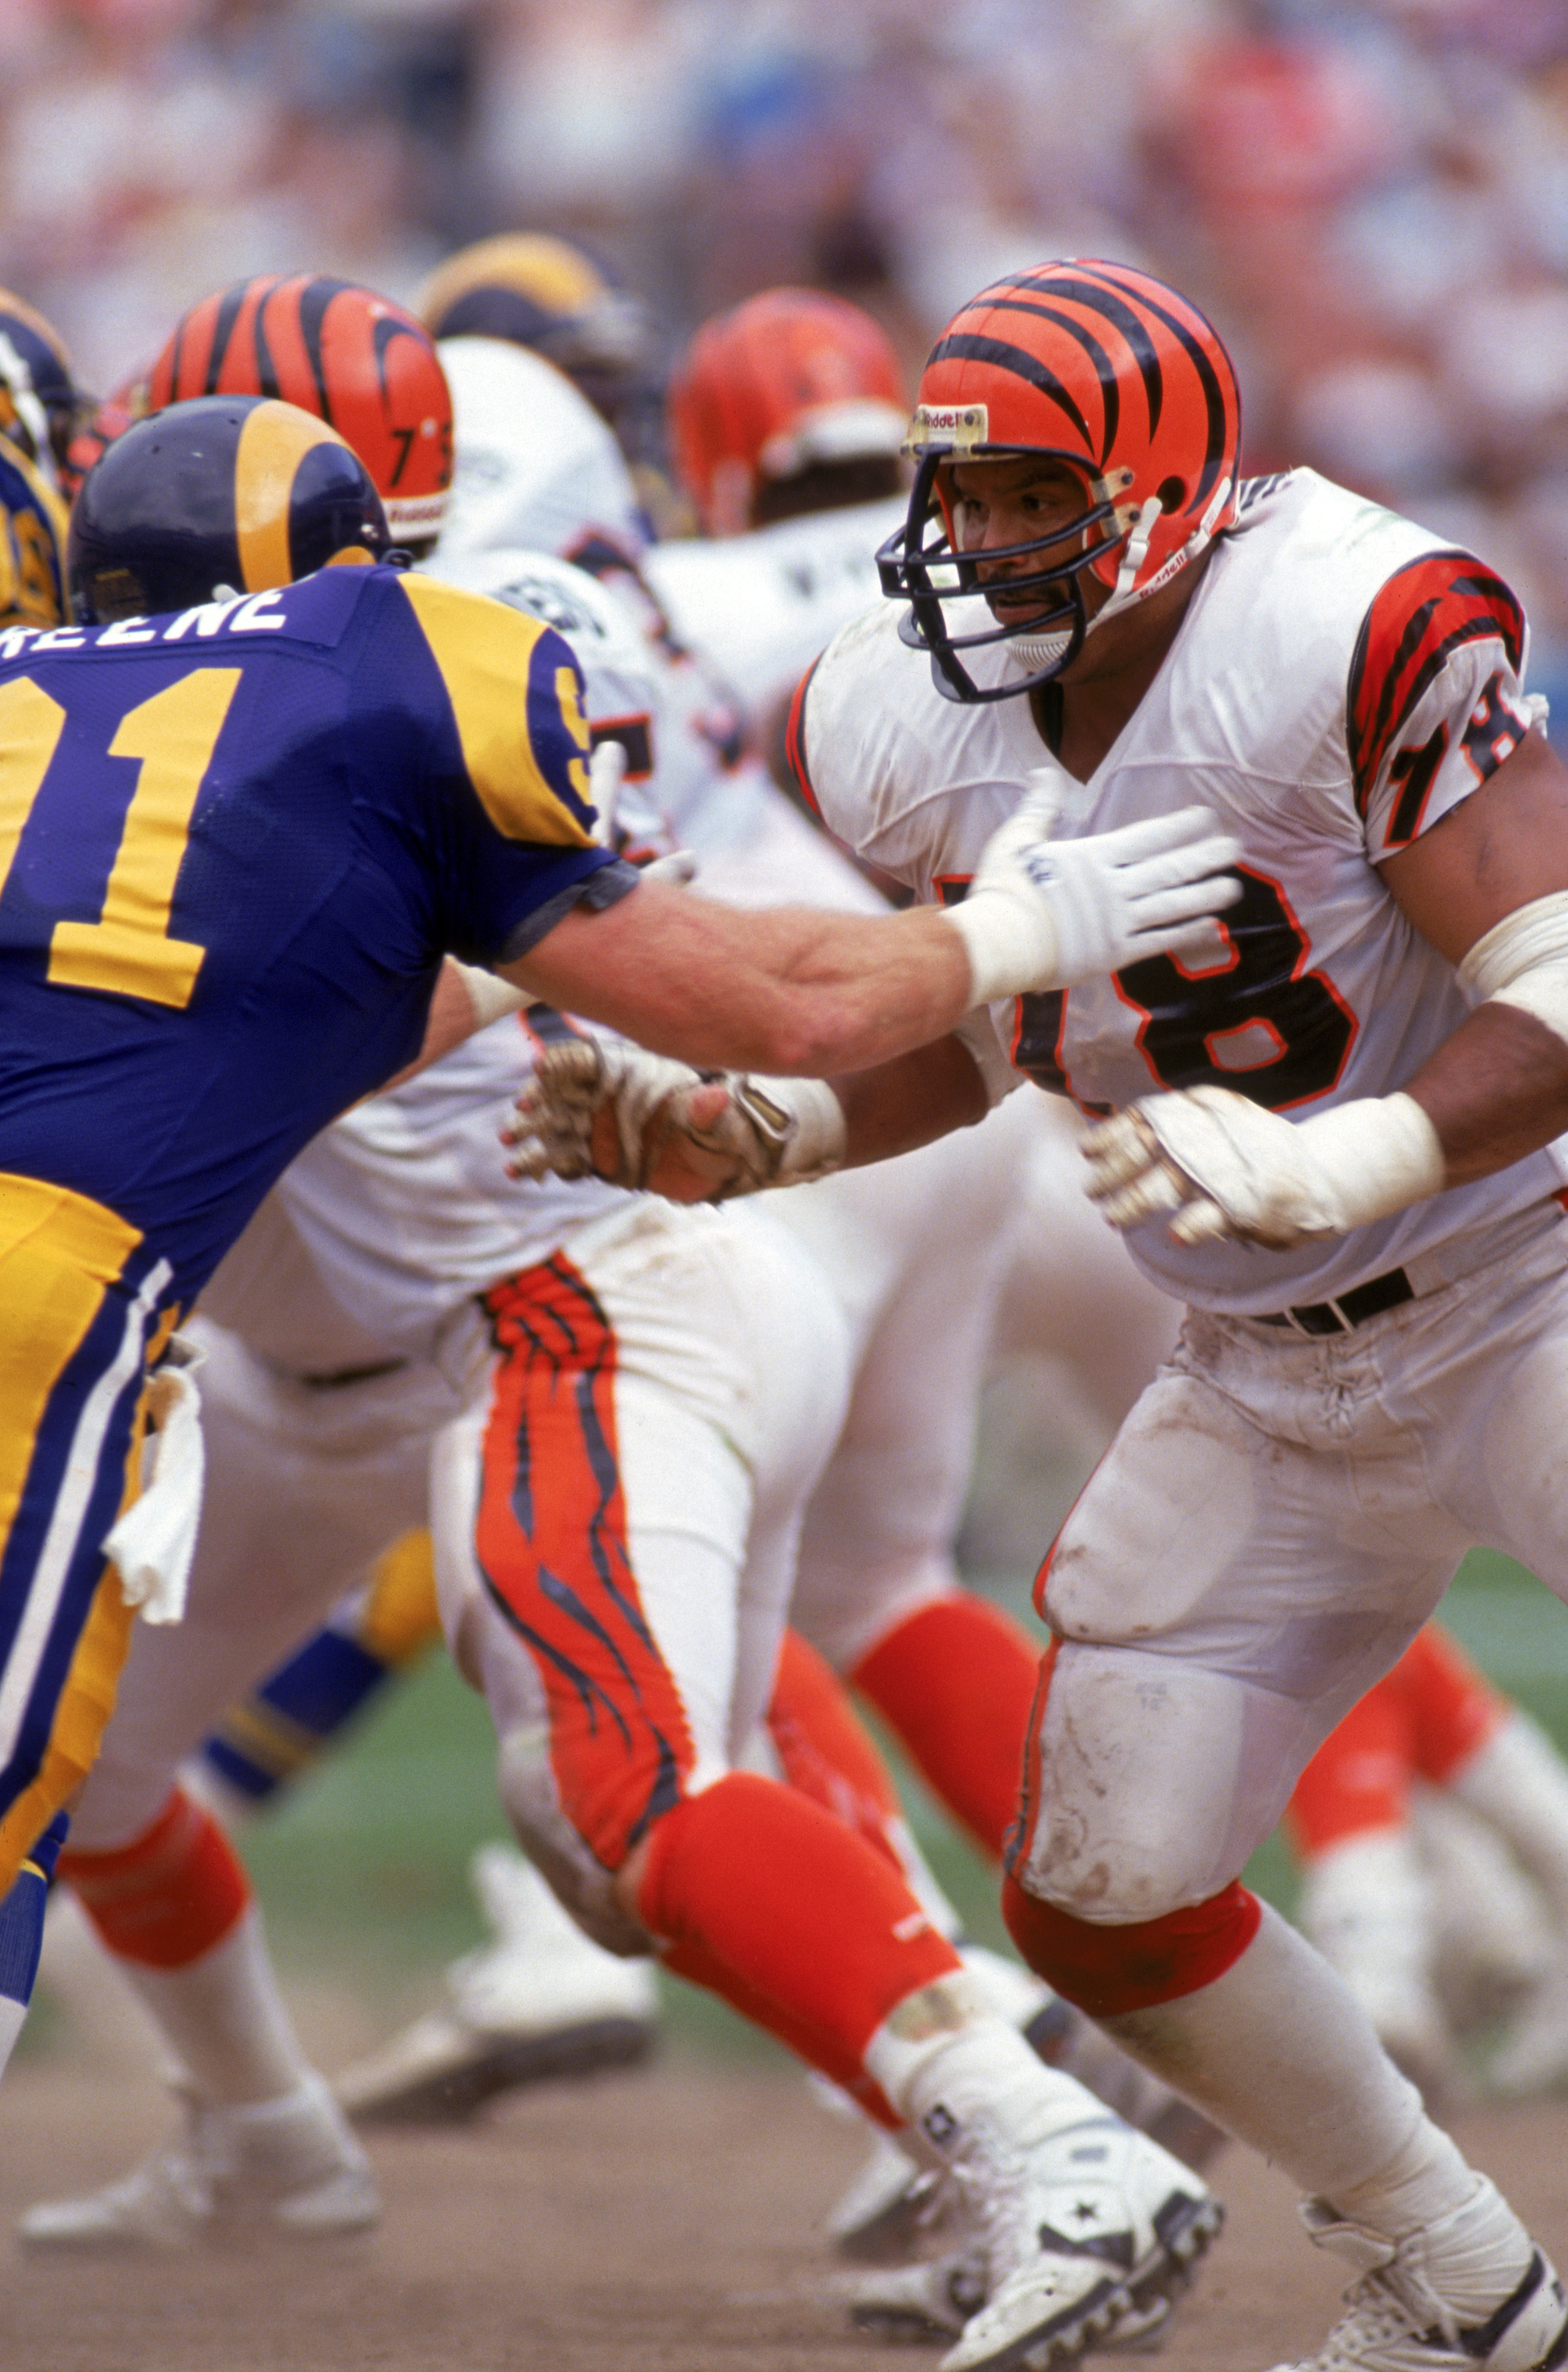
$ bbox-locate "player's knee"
[493,1727,654,1958]
[1002,1871,1262,2017]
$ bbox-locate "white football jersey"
[434,336,648,567]
[797,468,1565,1317]
[267,1008,637,1361]
[645,495,907,724]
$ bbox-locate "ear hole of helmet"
[1155,476,1186,513]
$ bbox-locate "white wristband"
[938,892,1056,1008]
[1294,1093,1446,1229]
[452,961,527,1030]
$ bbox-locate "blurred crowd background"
[2,0,1567,694]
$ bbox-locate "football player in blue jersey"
[0,290,74,631]
[0,388,1244,2081]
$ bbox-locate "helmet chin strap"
[1006,475,1234,677]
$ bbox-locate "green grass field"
[224,1545,1568,2064]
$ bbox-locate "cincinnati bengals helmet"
[69,396,392,623]
[669,288,909,536]
[878,259,1241,702]
[59,366,152,501]
[145,276,451,551]
[0,289,85,486]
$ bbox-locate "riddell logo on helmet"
[905,403,988,454]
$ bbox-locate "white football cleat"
[333,1845,658,2123]
[848,2244,990,2343]
[936,2114,1221,2372]
[849,2245,1173,2354]
[1266,2188,1568,2372]
[18,2074,378,2249]
[825,1972,1225,2267]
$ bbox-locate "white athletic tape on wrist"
[451,961,527,1030]
[1457,889,1568,1052]
[938,888,1057,1008]
[1290,1093,1447,1229]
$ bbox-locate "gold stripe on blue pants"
[0,1173,171,1893]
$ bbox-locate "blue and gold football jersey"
[0,440,66,629]
[0,563,628,1299]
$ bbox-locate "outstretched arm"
[504,1029,993,1205]
[503,879,976,1077]
[500,791,1240,1080]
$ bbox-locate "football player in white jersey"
[424,323,1191,2007]
[644,286,911,733]
[512,257,1568,2372]
[25,520,1237,2372]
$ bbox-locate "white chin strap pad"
[1458,889,1568,1050]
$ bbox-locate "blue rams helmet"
[68,394,393,624]
[420,234,656,414]
[0,288,84,484]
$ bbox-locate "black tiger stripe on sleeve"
[1346,553,1525,818]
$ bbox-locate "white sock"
[1101,1901,1472,2221]
[1298,1830,1434,1995]
[117,1907,314,2106]
[1451,1714,1568,1926]
[864,1974,1111,2156]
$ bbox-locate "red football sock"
[1285,1678,1411,1860]
[1400,1623,1507,1785]
[851,1595,1040,1860]
[61,1787,250,1969]
[659,1936,899,2126]
[637,1772,961,2107]
[766,1629,907,1877]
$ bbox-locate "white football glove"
[1082,1085,1445,1249]
[503,1038,846,1199]
[942,772,1244,1004]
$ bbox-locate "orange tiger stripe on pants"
[474,1256,697,1871]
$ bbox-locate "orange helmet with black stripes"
[59,365,152,501]
[68,395,392,624]
[145,276,451,551]
[878,258,1241,701]
[669,288,908,534]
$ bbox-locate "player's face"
[946,456,1107,626]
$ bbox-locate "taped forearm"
[1458,890,1568,1048]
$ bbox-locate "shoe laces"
[1306,2259,1463,2371]
[948,2131,1034,2285]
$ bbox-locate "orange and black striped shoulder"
[1346,553,1525,817]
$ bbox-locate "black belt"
[1256,1266,1415,1337]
